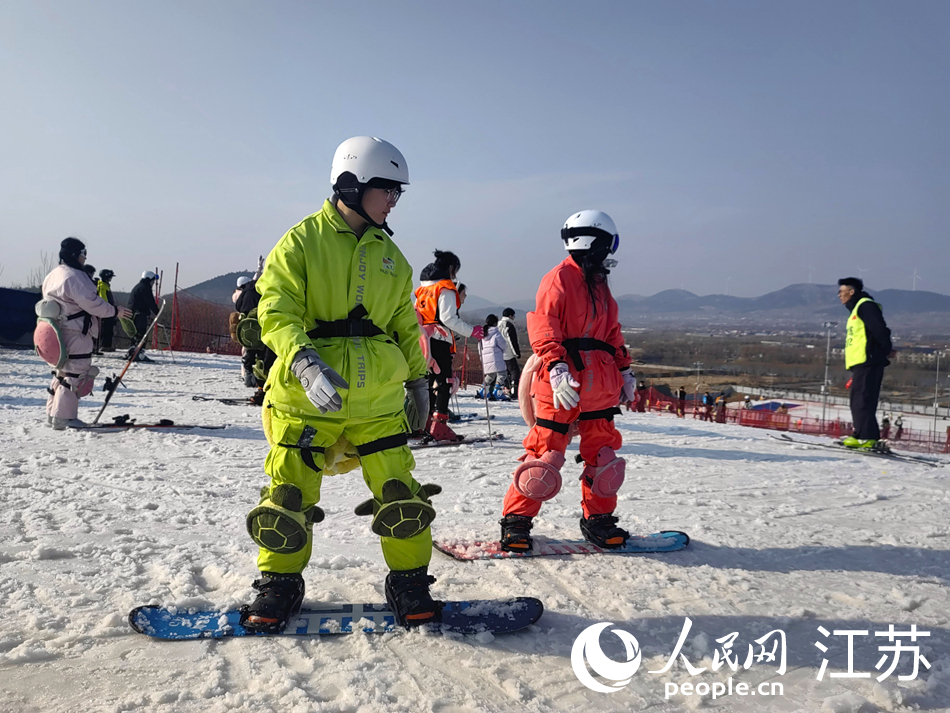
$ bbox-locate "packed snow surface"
[1,349,948,712]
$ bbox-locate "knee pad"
[581,447,626,498]
[354,479,440,539]
[512,451,565,501]
[75,366,99,398]
[247,483,324,554]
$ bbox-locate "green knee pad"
[247,483,325,554]
[355,480,441,539]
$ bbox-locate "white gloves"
[404,377,430,432]
[291,348,349,413]
[620,368,637,406]
[549,362,580,410]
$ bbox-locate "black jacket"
[129,279,159,316]
[235,280,261,315]
[501,320,521,359]
[844,291,892,367]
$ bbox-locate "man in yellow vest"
[838,277,894,449]
[240,137,440,633]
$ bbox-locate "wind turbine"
[857,266,869,282]
[807,264,814,284]
[913,268,922,291]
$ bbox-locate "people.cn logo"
[571,622,642,693]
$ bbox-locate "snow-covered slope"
[1,349,948,713]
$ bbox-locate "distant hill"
[180,272,254,306]
[178,274,950,330]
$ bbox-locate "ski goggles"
[560,226,620,254]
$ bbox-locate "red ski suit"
[503,257,632,519]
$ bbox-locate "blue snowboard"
[129,598,543,640]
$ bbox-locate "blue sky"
[0,0,946,300]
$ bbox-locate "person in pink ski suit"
[40,238,130,429]
[499,210,637,551]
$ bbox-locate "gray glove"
[291,348,349,413]
[404,377,429,432]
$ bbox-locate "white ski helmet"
[236,275,252,288]
[142,270,158,280]
[561,210,620,253]
[330,136,409,188]
[330,137,409,235]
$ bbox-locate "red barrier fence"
[170,288,240,356]
[638,386,950,455]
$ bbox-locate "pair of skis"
[770,433,943,467]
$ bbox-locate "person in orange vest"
[414,250,483,441]
[499,210,635,552]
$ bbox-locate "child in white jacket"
[479,314,508,400]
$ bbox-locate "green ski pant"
[255,407,432,574]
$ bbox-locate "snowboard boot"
[428,412,462,442]
[385,566,442,628]
[580,514,630,549]
[499,514,534,552]
[239,572,305,633]
[250,388,265,406]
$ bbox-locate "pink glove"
[471,325,484,340]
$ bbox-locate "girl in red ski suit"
[500,211,636,551]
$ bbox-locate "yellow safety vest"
[845,297,881,369]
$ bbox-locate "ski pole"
[484,392,494,446]
[93,301,166,424]
[160,323,176,363]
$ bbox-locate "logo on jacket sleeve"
[381,257,396,276]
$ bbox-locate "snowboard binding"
[499,514,534,552]
[239,572,305,634]
[580,514,630,549]
[385,567,443,628]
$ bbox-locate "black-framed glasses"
[383,186,403,205]
[80,248,87,257]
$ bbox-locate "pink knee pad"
[76,376,96,398]
[512,451,565,501]
[581,447,626,498]
[74,366,99,398]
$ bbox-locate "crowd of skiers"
[33,135,896,633]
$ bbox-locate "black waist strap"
[578,407,621,422]
[561,338,616,371]
[535,418,570,434]
[67,352,93,360]
[67,310,94,336]
[307,304,385,340]
[355,433,409,457]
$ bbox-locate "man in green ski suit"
[241,137,440,632]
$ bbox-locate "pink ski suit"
[502,256,632,519]
[41,265,119,420]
